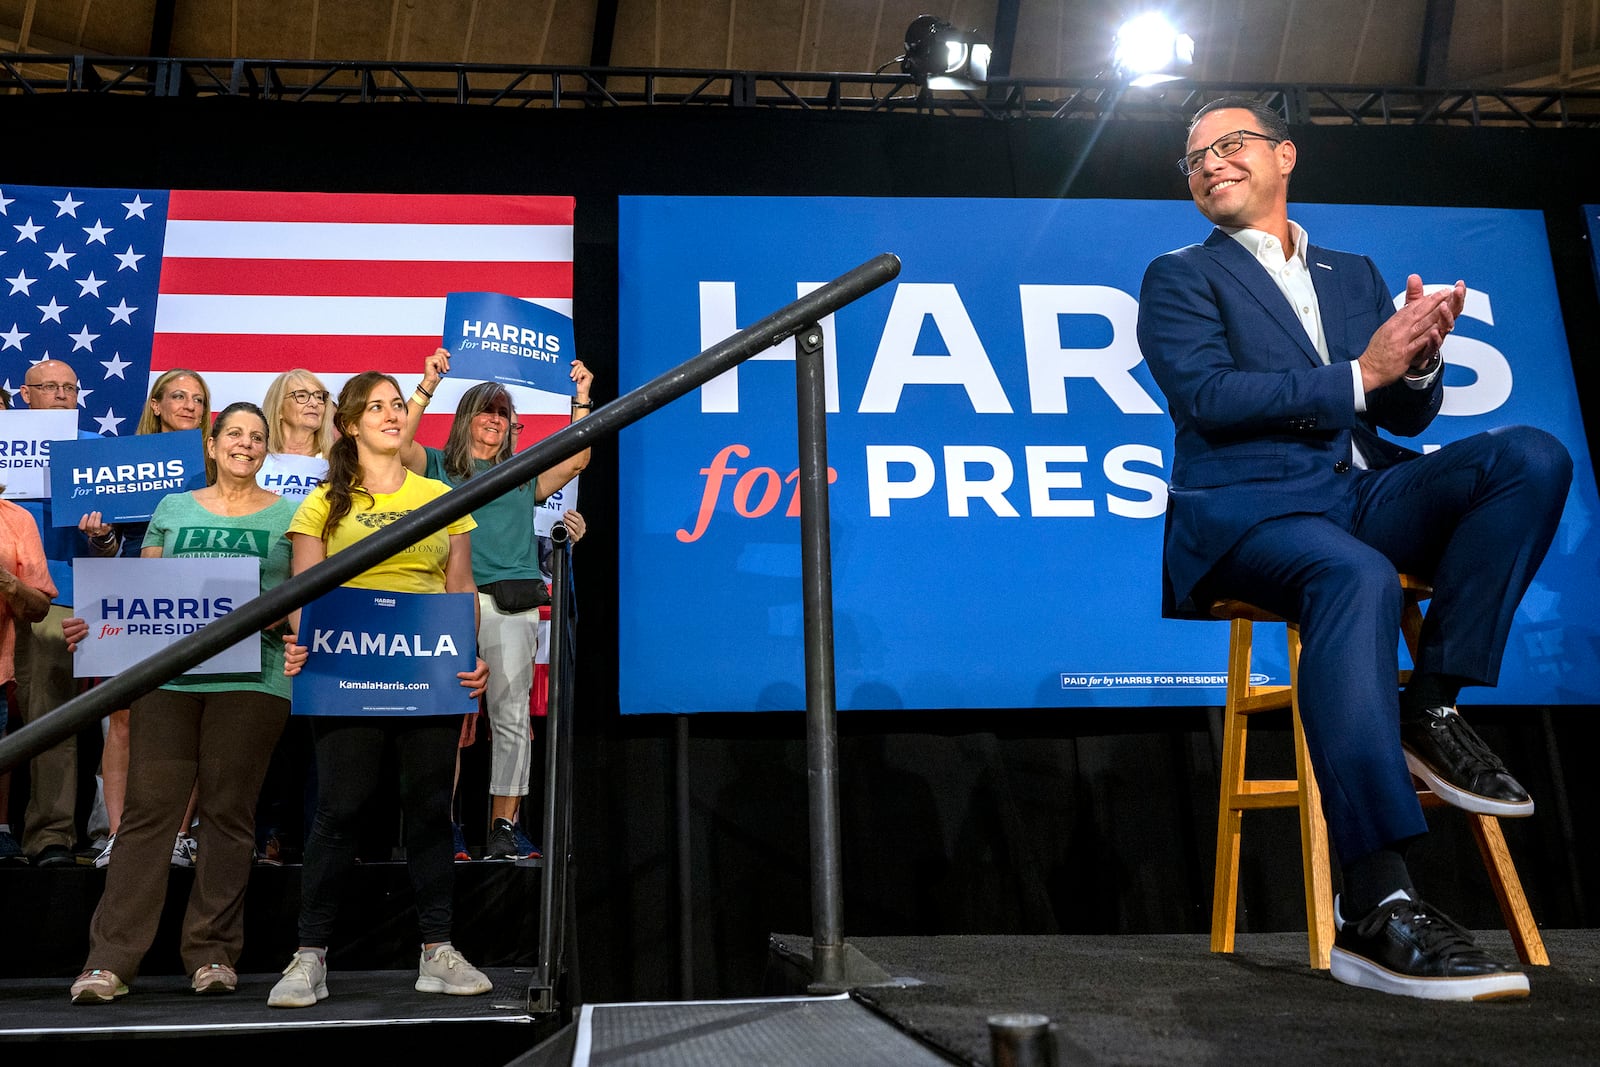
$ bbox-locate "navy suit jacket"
[1137,228,1444,618]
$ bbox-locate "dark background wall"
[6,93,1598,1001]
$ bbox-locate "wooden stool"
[1209,573,1548,969]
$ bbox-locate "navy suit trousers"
[1201,425,1572,863]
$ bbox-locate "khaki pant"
[84,687,288,981]
[13,605,79,855]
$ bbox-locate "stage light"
[1111,13,1194,86]
[901,14,992,91]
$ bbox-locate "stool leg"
[1287,624,1334,969]
[1468,813,1549,966]
[1211,619,1252,954]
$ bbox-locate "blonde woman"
[262,369,335,458]
[253,370,335,863]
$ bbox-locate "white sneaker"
[92,834,116,870]
[415,945,491,995]
[267,950,328,1008]
[171,833,197,867]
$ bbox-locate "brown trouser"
[83,687,288,982]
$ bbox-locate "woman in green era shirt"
[66,402,299,1004]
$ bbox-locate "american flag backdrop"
[0,184,575,449]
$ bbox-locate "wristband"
[416,382,435,399]
[411,389,432,407]
[571,400,594,410]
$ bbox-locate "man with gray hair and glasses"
[12,359,117,867]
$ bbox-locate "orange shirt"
[1,501,57,686]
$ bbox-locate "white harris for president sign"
[256,453,329,503]
[73,556,263,678]
[0,410,79,499]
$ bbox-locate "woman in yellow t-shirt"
[267,371,493,1009]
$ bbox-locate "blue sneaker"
[511,821,543,860]
[0,829,25,864]
[485,818,541,860]
[452,822,471,862]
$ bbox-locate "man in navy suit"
[1137,97,1572,1001]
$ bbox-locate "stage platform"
[12,929,1592,1065]
[0,967,556,1063]
[0,857,554,1061]
[0,856,545,978]
[4,852,1595,1067]
[769,929,1600,1066]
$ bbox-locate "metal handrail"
[0,251,903,774]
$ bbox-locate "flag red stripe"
[156,258,574,298]
[517,414,570,448]
[167,190,574,226]
[151,333,440,372]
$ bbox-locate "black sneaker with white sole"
[1400,705,1534,817]
[1330,893,1529,1001]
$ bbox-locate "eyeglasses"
[25,381,79,395]
[478,407,525,434]
[1177,129,1284,176]
[288,389,330,405]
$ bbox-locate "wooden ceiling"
[0,0,1592,91]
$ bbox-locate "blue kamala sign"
[291,588,478,717]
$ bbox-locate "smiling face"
[469,393,516,459]
[207,409,270,481]
[348,379,407,458]
[151,374,207,432]
[1184,107,1295,233]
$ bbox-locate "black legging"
[297,715,458,948]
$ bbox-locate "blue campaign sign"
[617,196,1600,712]
[48,430,205,525]
[291,587,477,717]
[442,291,575,395]
[1583,205,1600,304]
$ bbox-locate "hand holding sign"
[76,510,118,555]
[62,615,89,651]
[422,347,451,393]
[283,633,308,676]
[461,656,490,700]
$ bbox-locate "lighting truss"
[1,54,1597,128]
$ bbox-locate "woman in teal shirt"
[66,402,299,1003]
[399,348,591,860]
